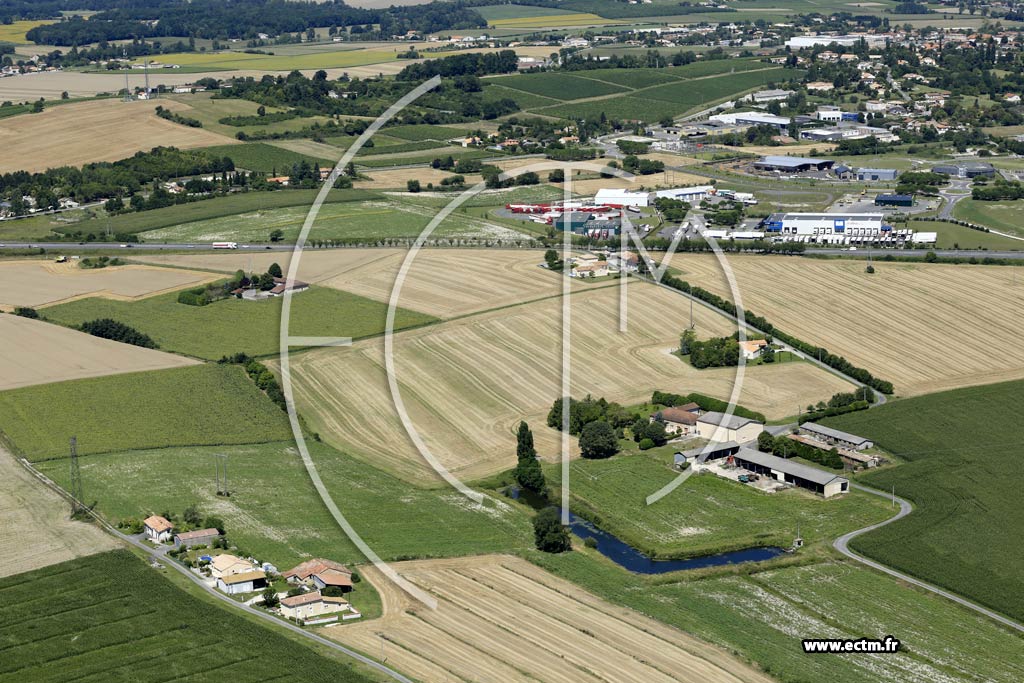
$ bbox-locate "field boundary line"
[835,483,1024,633]
[7,450,417,682]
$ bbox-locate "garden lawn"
[0,551,377,683]
[823,378,1024,623]
[35,441,532,569]
[41,286,438,360]
[0,364,291,460]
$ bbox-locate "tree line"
[397,50,519,81]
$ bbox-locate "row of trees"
[756,431,844,470]
[79,318,157,348]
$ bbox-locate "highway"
[835,484,1024,634]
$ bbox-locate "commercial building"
[731,448,850,498]
[799,126,899,143]
[932,162,996,179]
[655,186,716,202]
[875,193,913,207]
[710,111,791,131]
[594,188,651,208]
[753,156,835,173]
[695,411,764,443]
[785,34,888,49]
[799,422,875,450]
[750,89,794,103]
[859,168,899,182]
[763,212,884,237]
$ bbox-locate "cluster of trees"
[651,390,766,423]
[513,422,545,493]
[397,50,518,81]
[79,318,157,348]
[835,136,896,156]
[560,49,698,71]
[659,272,895,394]
[543,248,563,271]
[653,197,690,222]
[895,171,945,196]
[219,109,300,127]
[756,431,844,470]
[616,139,652,155]
[218,352,286,410]
[621,155,663,175]
[12,306,39,319]
[0,146,235,214]
[532,507,571,553]
[546,394,637,435]
[23,0,485,45]
[33,38,196,69]
[972,178,1024,201]
[631,417,667,451]
[154,105,202,128]
[680,330,741,369]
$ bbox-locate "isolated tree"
[533,507,571,553]
[643,420,668,447]
[261,587,279,608]
[679,328,696,355]
[543,249,563,271]
[631,417,648,443]
[407,179,421,193]
[757,431,775,453]
[514,421,545,493]
[269,228,284,242]
[579,420,618,459]
[183,505,202,526]
[516,422,536,460]
[548,169,564,183]
[268,262,283,278]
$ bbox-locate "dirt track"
[328,555,773,683]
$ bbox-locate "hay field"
[0,446,117,579]
[358,167,481,190]
[0,260,220,308]
[330,555,773,683]
[283,282,853,483]
[673,254,1024,396]
[0,99,236,173]
[0,315,197,391]
[0,20,54,43]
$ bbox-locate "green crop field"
[909,220,1024,250]
[481,83,562,111]
[548,453,892,559]
[165,93,335,138]
[0,364,291,461]
[357,140,449,156]
[42,286,437,360]
[201,141,337,173]
[953,198,1024,238]
[382,124,477,141]
[529,551,1022,683]
[576,68,681,88]
[490,72,629,101]
[537,95,684,123]
[823,379,1024,622]
[356,147,494,169]
[128,198,529,243]
[0,551,378,683]
[36,441,532,569]
[49,189,377,238]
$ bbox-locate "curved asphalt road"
[13,455,415,683]
[835,483,1024,634]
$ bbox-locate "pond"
[565,511,786,574]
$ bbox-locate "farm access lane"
[11,457,416,683]
[835,484,1024,634]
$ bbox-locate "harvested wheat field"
[330,555,772,683]
[673,254,1024,396]
[283,281,852,483]
[0,315,197,391]
[142,249,571,319]
[0,446,118,579]
[0,259,220,308]
[357,168,483,190]
[0,99,236,173]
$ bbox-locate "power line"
[69,436,84,515]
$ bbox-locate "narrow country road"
[835,483,1024,634]
[13,456,415,683]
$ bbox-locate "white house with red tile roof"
[143,515,173,542]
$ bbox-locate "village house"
[210,554,255,580]
[143,515,173,543]
[283,558,354,594]
[739,339,769,360]
[279,590,352,622]
[173,528,220,550]
[651,403,702,435]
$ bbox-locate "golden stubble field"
[0,99,236,173]
[0,445,118,579]
[282,280,853,483]
[329,555,773,683]
[672,254,1024,396]
[0,259,220,308]
[0,315,198,391]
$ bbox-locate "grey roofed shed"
[800,422,874,447]
[697,411,762,430]
[732,448,846,486]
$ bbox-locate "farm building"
[875,194,913,207]
[787,434,881,469]
[655,185,715,202]
[695,411,763,443]
[143,515,173,543]
[731,448,850,498]
[210,554,254,579]
[753,156,835,173]
[313,568,354,594]
[673,440,740,467]
[931,162,995,178]
[651,404,701,435]
[173,528,220,550]
[268,277,309,296]
[594,189,651,208]
[217,570,268,595]
[279,590,352,622]
[800,422,874,450]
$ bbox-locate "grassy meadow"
[0,551,379,683]
[909,220,1024,250]
[0,364,291,460]
[41,286,438,360]
[549,453,893,559]
[824,378,1024,622]
[953,198,1024,238]
[35,441,532,569]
